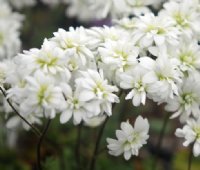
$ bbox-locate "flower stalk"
[0,87,41,137]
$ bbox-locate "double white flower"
[76,69,119,116]
[175,117,200,157]
[107,116,149,160]
[166,75,200,122]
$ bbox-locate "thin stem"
[37,119,51,170]
[188,141,195,170]
[151,112,171,170]
[0,87,41,137]
[75,123,82,170]
[89,91,123,170]
[89,116,109,170]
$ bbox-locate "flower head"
[107,116,149,160]
[175,117,200,157]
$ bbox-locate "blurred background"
[0,0,200,170]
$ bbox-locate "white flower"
[114,17,137,32]
[0,21,21,59]
[120,66,148,106]
[165,75,200,122]
[75,69,119,116]
[133,13,180,52]
[52,27,94,66]
[13,40,72,83]
[9,0,36,9]
[0,1,23,59]
[175,117,200,157]
[19,71,64,119]
[170,38,200,72]
[98,40,139,83]
[64,0,95,22]
[140,55,182,103]
[64,0,163,21]
[89,0,129,19]
[107,116,149,160]
[160,0,200,37]
[87,26,129,49]
[59,83,101,125]
[0,1,24,28]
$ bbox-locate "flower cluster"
[2,0,200,160]
[175,117,200,157]
[4,27,120,129]
[12,0,164,22]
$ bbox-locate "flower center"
[37,53,58,68]
[193,126,200,138]
[135,80,145,92]
[73,98,80,109]
[173,12,189,28]
[0,33,4,45]
[179,51,195,65]
[146,25,166,35]
[181,93,194,105]
[37,84,50,105]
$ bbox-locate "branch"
[37,119,51,170]
[0,87,41,137]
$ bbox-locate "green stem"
[75,123,82,170]
[151,112,171,170]
[0,87,41,137]
[89,91,123,170]
[188,141,195,170]
[89,116,109,170]
[37,119,51,170]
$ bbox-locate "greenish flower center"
[193,126,200,138]
[181,93,194,105]
[173,12,189,28]
[179,51,195,65]
[0,33,4,45]
[123,132,140,147]
[146,25,166,35]
[37,84,50,105]
[36,54,58,68]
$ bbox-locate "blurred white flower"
[0,0,23,59]
[0,61,9,86]
[160,0,200,38]
[133,13,180,54]
[9,0,36,9]
[170,38,200,72]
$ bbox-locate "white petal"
[79,90,95,102]
[134,116,149,133]
[193,142,200,157]
[124,150,132,160]
[60,110,72,124]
